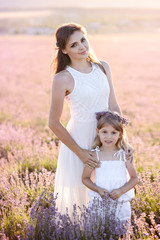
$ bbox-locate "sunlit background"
[0,0,160,34]
[1,0,160,8]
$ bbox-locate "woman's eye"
[112,132,117,134]
[81,38,86,42]
[71,43,77,48]
[103,131,107,133]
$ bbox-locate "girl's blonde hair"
[92,111,128,149]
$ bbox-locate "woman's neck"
[69,60,92,73]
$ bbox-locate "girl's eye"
[81,38,86,42]
[103,131,107,133]
[112,132,117,134]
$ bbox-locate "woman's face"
[62,31,89,61]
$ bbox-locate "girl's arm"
[101,61,122,115]
[82,166,109,198]
[48,72,99,168]
[121,160,139,193]
[109,161,139,200]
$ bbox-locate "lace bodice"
[65,63,110,122]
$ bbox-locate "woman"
[48,23,133,217]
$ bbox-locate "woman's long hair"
[51,23,106,75]
[92,112,128,150]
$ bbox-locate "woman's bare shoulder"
[53,70,73,89]
[100,60,110,70]
[54,70,72,82]
[100,60,112,81]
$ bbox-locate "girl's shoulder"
[91,146,100,161]
[92,147,126,162]
[113,148,126,162]
[91,146,100,151]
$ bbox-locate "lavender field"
[0,26,160,239]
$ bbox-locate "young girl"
[82,111,139,223]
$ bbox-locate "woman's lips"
[79,50,87,55]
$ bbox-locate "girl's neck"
[100,145,119,153]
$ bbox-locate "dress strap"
[91,146,100,161]
[113,149,126,162]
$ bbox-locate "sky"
[0,0,160,10]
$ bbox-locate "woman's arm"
[101,60,122,115]
[48,71,99,168]
[101,60,134,160]
[109,161,139,200]
[82,166,109,198]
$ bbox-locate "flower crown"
[95,111,129,126]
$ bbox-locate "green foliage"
[16,155,57,175]
[0,112,12,123]
[2,208,28,240]
[39,156,57,172]
[13,117,48,130]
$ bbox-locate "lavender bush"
[25,171,160,240]
[1,168,160,239]
[26,191,127,240]
[0,168,55,239]
[131,170,160,239]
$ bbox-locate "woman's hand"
[97,187,109,198]
[77,148,101,168]
[124,143,134,162]
[109,188,123,200]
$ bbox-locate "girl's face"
[62,31,89,61]
[97,124,121,149]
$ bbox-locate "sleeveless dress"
[54,62,110,217]
[89,147,135,221]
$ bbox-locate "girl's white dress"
[89,147,134,221]
[54,62,110,217]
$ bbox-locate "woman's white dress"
[54,62,110,217]
[89,148,135,221]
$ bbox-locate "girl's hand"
[97,187,109,198]
[109,188,123,200]
[77,148,101,168]
[124,143,134,162]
